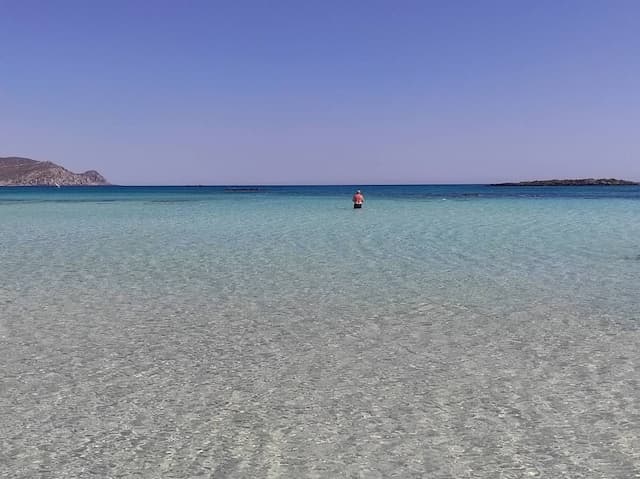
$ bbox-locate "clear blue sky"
[2,0,639,184]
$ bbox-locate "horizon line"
[8,180,638,188]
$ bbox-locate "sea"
[2,185,639,478]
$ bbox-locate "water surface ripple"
[1,186,639,477]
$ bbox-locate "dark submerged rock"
[491,178,639,186]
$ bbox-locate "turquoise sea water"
[2,185,639,477]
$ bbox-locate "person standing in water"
[352,190,364,209]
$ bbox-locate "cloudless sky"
[1,0,639,184]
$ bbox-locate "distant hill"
[491,178,639,186]
[0,157,109,186]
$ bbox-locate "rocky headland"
[0,157,109,186]
[491,178,639,186]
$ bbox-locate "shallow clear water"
[2,185,639,477]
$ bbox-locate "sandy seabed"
[2,297,639,478]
